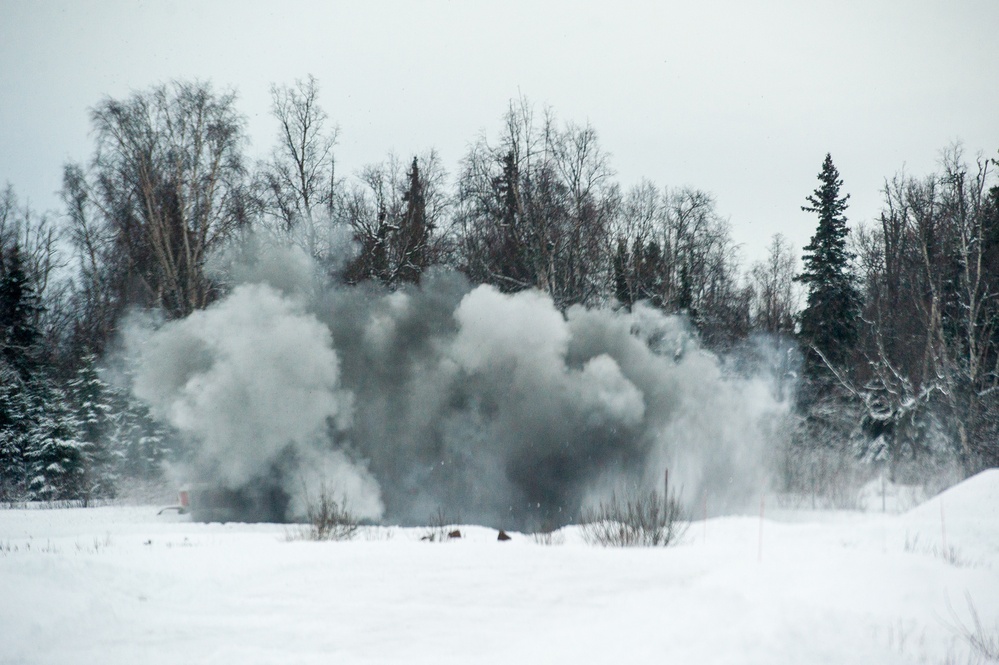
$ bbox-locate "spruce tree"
[640,240,664,309]
[612,237,632,310]
[0,243,43,379]
[491,150,531,290]
[0,365,30,501]
[0,243,44,500]
[795,154,862,376]
[107,373,171,482]
[68,355,119,500]
[25,382,85,501]
[397,157,430,284]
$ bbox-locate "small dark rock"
[497,530,511,541]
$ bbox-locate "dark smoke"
[125,245,788,529]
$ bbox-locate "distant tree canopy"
[456,100,616,309]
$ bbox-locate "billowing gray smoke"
[125,245,788,528]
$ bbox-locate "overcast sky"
[2,0,998,265]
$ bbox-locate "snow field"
[1,471,998,664]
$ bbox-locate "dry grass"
[947,594,999,663]
[904,532,974,568]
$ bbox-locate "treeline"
[851,150,999,476]
[783,149,999,501]
[1,77,996,503]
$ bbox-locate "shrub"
[531,518,565,546]
[580,489,687,547]
[531,529,564,546]
[420,507,459,542]
[302,484,358,541]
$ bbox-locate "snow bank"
[905,469,999,522]
[898,469,999,565]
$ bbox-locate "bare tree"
[749,234,798,336]
[932,148,999,469]
[0,185,64,306]
[456,98,617,308]
[259,75,343,262]
[0,185,72,362]
[65,80,249,320]
[612,182,746,347]
[851,146,999,475]
[342,151,452,286]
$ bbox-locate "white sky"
[1,0,998,265]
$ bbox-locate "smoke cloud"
[125,244,789,528]
[125,279,382,520]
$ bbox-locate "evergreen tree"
[612,237,632,310]
[67,355,120,500]
[344,155,441,288]
[0,243,43,379]
[397,157,430,284]
[795,154,862,377]
[639,240,664,308]
[107,378,172,481]
[0,243,46,501]
[25,382,85,501]
[0,365,30,502]
[490,150,531,290]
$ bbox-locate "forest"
[1,77,998,508]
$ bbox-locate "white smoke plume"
[125,280,383,521]
[124,244,789,528]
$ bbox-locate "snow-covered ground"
[2,472,998,665]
